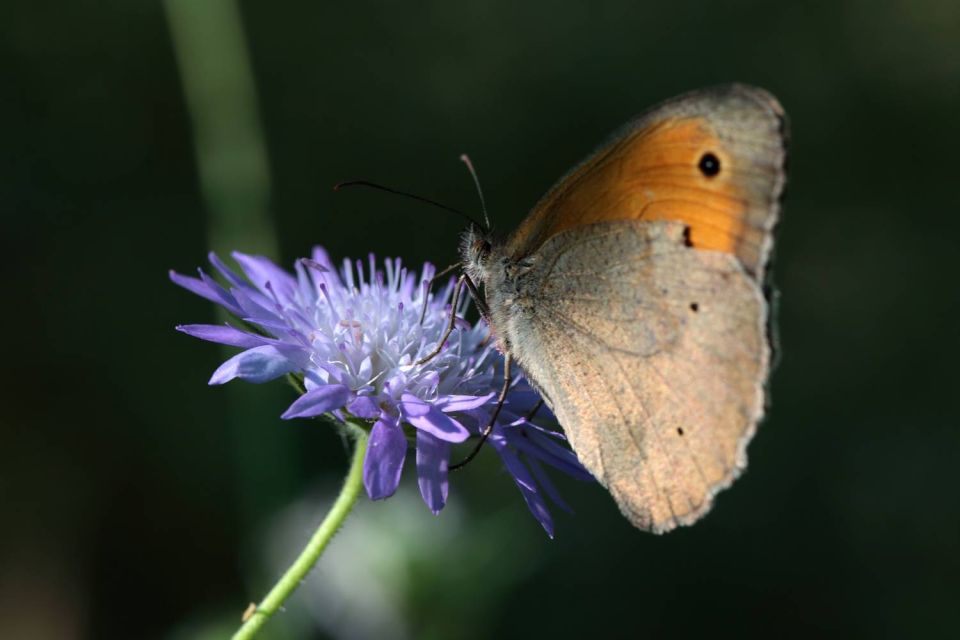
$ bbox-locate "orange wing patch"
[506,117,757,268]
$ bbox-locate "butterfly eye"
[698,152,721,177]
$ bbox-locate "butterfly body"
[462,84,787,533]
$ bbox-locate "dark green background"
[4,1,958,638]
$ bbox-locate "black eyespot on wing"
[677,427,684,436]
[689,302,699,312]
[698,152,720,177]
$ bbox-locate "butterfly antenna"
[334,180,482,228]
[459,154,490,231]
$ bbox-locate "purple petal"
[509,415,566,440]
[416,431,450,514]
[494,437,536,492]
[232,252,298,303]
[169,266,243,315]
[197,269,244,315]
[299,258,329,273]
[460,408,493,435]
[494,441,554,537]
[435,393,496,413]
[418,370,440,390]
[420,262,436,283]
[398,269,416,300]
[207,251,248,289]
[208,345,300,385]
[240,315,289,333]
[281,384,352,419]
[232,286,285,326]
[400,396,470,443]
[409,411,470,443]
[169,270,225,308]
[347,395,380,419]
[294,260,315,305]
[311,246,337,273]
[504,389,549,415]
[363,419,407,500]
[516,478,554,538]
[513,428,595,481]
[527,455,573,513]
[176,324,271,349]
[399,393,431,417]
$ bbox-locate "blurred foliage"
[1,0,958,638]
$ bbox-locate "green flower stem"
[233,425,369,639]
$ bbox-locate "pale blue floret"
[171,247,592,536]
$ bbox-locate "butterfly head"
[459,224,494,287]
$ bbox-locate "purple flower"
[171,248,592,536]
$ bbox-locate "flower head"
[171,247,592,536]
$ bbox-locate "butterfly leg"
[418,262,462,325]
[450,352,512,471]
[524,398,544,422]
[461,272,491,323]
[416,274,466,365]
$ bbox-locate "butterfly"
[460,84,788,533]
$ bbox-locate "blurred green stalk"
[164,0,295,531]
[164,0,276,256]
[234,425,370,639]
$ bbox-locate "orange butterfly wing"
[505,85,787,276]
